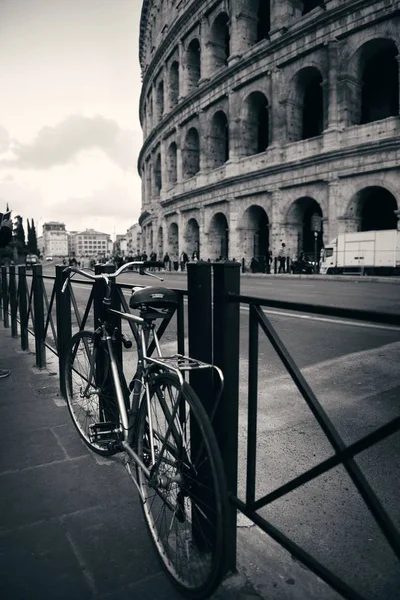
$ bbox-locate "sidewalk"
[0,328,264,600]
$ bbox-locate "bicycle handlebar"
[61,260,165,293]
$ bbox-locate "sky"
[0,0,144,239]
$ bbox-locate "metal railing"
[1,262,399,599]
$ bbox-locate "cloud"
[1,115,136,171]
[0,126,11,153]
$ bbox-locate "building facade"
[42,222,69,257]
[126,223,142,256]
[138,0,400,265]
[69,229,112,258]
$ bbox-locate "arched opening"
[302,0,324,16]
[156,80,164,122]
[154,153,162,195]
[348,187,398,232]
[209,111,229,168]
[288,67,324,141]
[168,222,179,260]
[209,212,229,259]
[286,197,324,259]
[256,0,271,42]
[240,206,270,271]
[169,61,180,108]
[167,142,177,185]
[360,41,399,124]
[210,12,230,71]
[243,92,269,155]
[186,38,201,93]
[302,72,323,139]
[157,226,163,259]
[145,158,152,199]
[184,218,200,258]
[183,128,200,178]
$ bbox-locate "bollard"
[274,256,278,274]
[32,264,46,368]
[1,266,9,327]
[212,261,241,574]
[55,265,72,398]
[18,266,29,350]
[9,265,18,337]
[286,256,291,274]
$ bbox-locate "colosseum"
[137,0,400,269]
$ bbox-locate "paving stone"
[0,520,91,600]
[0,427,67,472]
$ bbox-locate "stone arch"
[346,38,399,126]
[167,142,177,185]
[168,222,179,259]
[154,153,162,195]
[169,61,179,108]
[210,12,230,71]
[302,0,324,16]
[245,0,271,45]
[346,187,398,232]
[286,197,324,258]
[156,80,164,122]
[208,212,229,259]
[157,226,163,258]
[238,205,270,271]
[184,218,200,258]
[209,111,229,168]
[241,91,269,156]
[287,67,324,141]
[186,38,201,93]
[183,127,200,178]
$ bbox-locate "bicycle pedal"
[89,422,121,443]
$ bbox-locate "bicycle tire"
[64,330,121,456]
[134,372,227,599]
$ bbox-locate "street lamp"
[311,214,322,274]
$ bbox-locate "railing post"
[18,266,29,350]
[32,264,46,368]
[55,265,72,398]
[93,264,121,419]
[1,266,9,327]
[212,261,241,574]
[9,265,18,337]
[187,262,213,409]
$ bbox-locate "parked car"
[290,256,315,274]
[25,254,40,268]
[45,256,53,261]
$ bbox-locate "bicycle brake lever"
[142,270,164,282]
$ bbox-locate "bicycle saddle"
[129,286,178,309]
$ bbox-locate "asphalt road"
[39,264,400,599]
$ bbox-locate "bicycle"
[61,261,228,599]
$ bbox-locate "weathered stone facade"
[138,0,400,265]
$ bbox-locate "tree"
[15,215,26,247]
[27,219,38,255]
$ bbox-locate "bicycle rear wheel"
[64,330,120,456]
[135,372,227,599]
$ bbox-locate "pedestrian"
[163,252,170,270]
[180,250,189,271]
[0,211,13,379]
[250,256,259,273]
[192,250,198,261]
[268,249,273,274]
[278,243,286,273]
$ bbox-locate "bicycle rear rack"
[145,354,224,422]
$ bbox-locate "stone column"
[327,40,340,129]
[178,40,186,99]
[327,177,339,243]
[198,110,209,172]
[270,0,294,38]
[176,128,183,183]
[228,90,240,162]
[270,188,286,255]
[200,17,212,83]
[160,141,167,195]
[270,68,286,146]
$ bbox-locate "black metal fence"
[0,262,399,600]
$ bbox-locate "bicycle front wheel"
[135,372,227,599]
[64,330,120,456]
